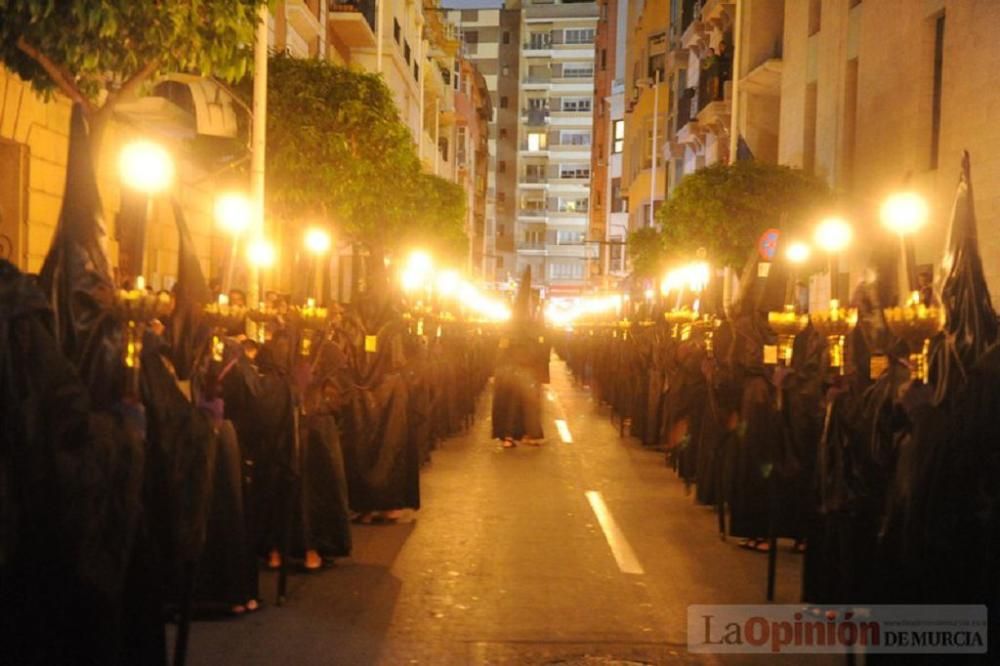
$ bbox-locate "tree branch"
[16,36,94,114]
[109,57,161,107]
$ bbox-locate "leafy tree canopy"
[0,0,265,137]
[239,55,466,261]
[652,161,832,268]
[627,225,667,279]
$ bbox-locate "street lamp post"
[215,192,252,294]
[881,191,928,303]
[247,237,276,310]
[814,216,853,305]
[304,227,332,303]
[119,140,174,281]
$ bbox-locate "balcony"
[681,17,706,51]
[696,81,732,133]
[328,0,377,48]
[666,46,689,75]
[741,58,782,97]
[287,0,323,40]
[522,108,550,126]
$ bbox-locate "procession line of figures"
[558,153,999,663]
[1,106,494,665]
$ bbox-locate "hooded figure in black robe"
[4,105,145,665]
[492,267,546,442]
[337,272,420,515]
[873,153,1000,663]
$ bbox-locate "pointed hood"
[169,199,212,380]
[513,265,533,323]
[38,104,122,407]
[939,151,997,364]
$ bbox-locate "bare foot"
[304,549,322,570]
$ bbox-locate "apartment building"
[621,0,669,234]
[726,0,1000,296]
[588,0,629,286]
[667,0,735,191]
[514,0,599,294]
[446,6,507,282]
[455,59,493,276]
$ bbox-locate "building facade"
[730,0,1000,298]
[589,0,629,287]
[455,59,493,276]
[513,0,599,294]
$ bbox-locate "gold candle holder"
[883,292,944,383]
[665,308,698,339]
[113,288,171,395]
[810,299,859,375]
[767,305,810,365]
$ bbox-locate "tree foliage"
[0,0,265,143]
[627,225,667,279]
[239,55,467,260]
[652,161,832,268]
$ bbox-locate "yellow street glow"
[305,227,332,255]
[436,270,460,297]
[247,238,276,268]
[881,192,929,235]
[786,241,811,264]
[661,261,710,295]
[815,217,853,253]
[215,192,252,236]
[407,250,434,275]
[120,140,174,194]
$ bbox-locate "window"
[613,120,625,153]
[560,130,591,146]
[500,128,508,139]
[930,13,945,169]
[461,9,479,21]
[550,263,585,280]
[562,63,594,79]
[414,63,419,82]
[404,40,411,64]
[525,164,545,182]
[561,97,591,112]
[496,192,506,203]
[393,19,400,44]
[457,127,468,166]
[609,236,624,272]
[497,224,506,237]
[496,255,504,269]
[524,230,544,246]
[439,137,449,161]
[527,132,547,151]
[611,178,624,212]
[564,28,596,45]
[558,197,589,213]
[464,29,479,55]
[503,31,510,45]
[500,96,509,109]
[556,230,585,245]
[521,197,545,210]
[559,165,590,179]
[601,48,607,71]
[498,160,507,173]
[529,32,551,50]
[528,97,547,110]
[808,0,821,35]
[502,66,510,76]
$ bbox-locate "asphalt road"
[181,357,842,665]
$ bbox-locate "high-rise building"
[621,1,669,234]
[446,6,507,282]
[589,0,629,287]
[513,0,599,294]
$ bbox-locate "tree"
[241,55,466,261]
[652,161,832,268]
[0,0,265,148]
[627,225,667,279]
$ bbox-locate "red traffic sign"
[758,228,781,261]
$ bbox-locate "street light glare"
[119,140,174,194]
[786,241,811,264]
[305,227,332,255]
[436,270,461,297]
[814,217,853,253]
[408,250,434,275]
[881,192,929,235]
[247,238,276,268]
[215,192,253,236]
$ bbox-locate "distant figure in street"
[492,267,548,448]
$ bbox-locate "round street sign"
[758,228,781,261]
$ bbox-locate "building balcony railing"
[518,208,547,217]
[287,0,323,39]
[522,108,550,126]
[328,0,377,48]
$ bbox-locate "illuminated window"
[527,132,547,151]
[613,120,625,153]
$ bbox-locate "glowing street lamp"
[783,241,811,311]
[436,270,460,298]
[247,237,276,269]
[814,216,853,302]
[304,227,332,303]
[215,192,253,293]
[785,241,811,265]
[119,140,174,194]
[882,192,928,297]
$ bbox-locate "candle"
[136,275,145,291]
[219,294,229,306]
[830,298,840,321]
[909,290,921,306]
[307,297,316,309]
